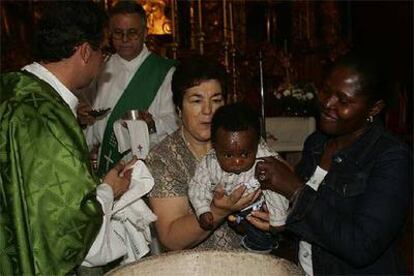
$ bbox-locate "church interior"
[1,0,412,274]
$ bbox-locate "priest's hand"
[103,160,134,199]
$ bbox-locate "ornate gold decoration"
[140,0,172,35]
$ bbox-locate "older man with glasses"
[79,1,178,178]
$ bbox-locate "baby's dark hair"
[211,103,261,145]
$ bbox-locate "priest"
[0,2,132,275]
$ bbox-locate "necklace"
[181,128,207,162]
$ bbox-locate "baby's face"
[215,127,258,174]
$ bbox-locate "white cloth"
[113,119,150,160]
[22,62,79,116]
[85,46,178,154]
[82,160,157,266]
[188,141,289,227]
[299,166,327,276]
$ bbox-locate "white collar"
[22,62,79,116]
[112,45,151,72]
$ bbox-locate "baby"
[188,103,289,252]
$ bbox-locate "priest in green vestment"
[0,2,132,275]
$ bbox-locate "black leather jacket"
[286,121,412,275]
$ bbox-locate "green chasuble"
[0,72,103,275]
[97,53,176,177]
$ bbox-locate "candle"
[171,0,176,40]
[229,1,234,45]
[266,9,270,42]
[190,2,195,49]
[198,0,204,54]
[190,3,194,24]
[198,0,202,32]
[223,0,227,40]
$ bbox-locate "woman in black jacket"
[249,52,411,275]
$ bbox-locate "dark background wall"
[351,1,412,87]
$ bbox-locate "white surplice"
[85,45,178,155]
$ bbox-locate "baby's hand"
[199,212,214,231]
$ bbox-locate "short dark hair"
[172,55,227,110]
[34,1,107,63]
[109,1,147,27]
[330,51,392,106]
[211,103,261,145]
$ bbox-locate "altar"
[265,117,316,165]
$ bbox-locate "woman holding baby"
[146,56,263,250]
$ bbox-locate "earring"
[177,108,181,118]
[366,115,374,123]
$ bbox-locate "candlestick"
[190,2,195,49]
[229,1,234,45]
[266,8,270,42]
[171,0,176,40]
[306,2,310,40]
[231,47,237,102]
[198,0,202,31]
[198,0,204,54]
[223,0,227,40]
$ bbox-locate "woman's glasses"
[111,28,144,41]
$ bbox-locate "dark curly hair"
[211,102,261,146]
[109,1,147,27]
[34,1,108,63]
[171,55,227,110]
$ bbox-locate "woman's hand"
[255,156,303,199]
[246,205,285,233]
[211,185,261,220]
[246,209,270,232]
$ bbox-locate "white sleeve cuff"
[195,205,212,219]
[96,183,114,215]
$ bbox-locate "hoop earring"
[366,115,374,123]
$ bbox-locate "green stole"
[97,53,175,177]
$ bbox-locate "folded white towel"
[113,119,150,159]
[82,160,157,267]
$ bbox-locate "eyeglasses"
[73,43,113,63]
[111,28,144,41]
